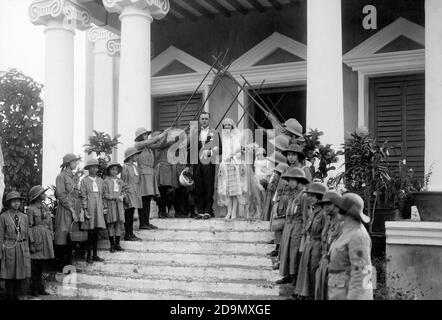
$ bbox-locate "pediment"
[231,32,306,70]
[344,17,424,60]
[152,46,212,76]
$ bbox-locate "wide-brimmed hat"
[317,190,342,205]
[124,147,141,163]
[273,134,290,152]
[28,185,49,203]
[282,143,306,160]
[281,167,310,185]
[274,163,289,174]
[60,153,81,168]
[305,182,328,196]
[284,118,303,137]
[4,191,24,203]
[266,151,287,165]
[331,193,370,224]
[134,127,152,142]
[84,158,99,170]
[106,160,122,174]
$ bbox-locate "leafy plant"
[334,129,399,229]
[83,130,120,178]
[0,69,43,196]
[302,129,343,185]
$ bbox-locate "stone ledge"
[386,221,442,246]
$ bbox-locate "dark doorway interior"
[247,85,306,153]
[250,85,306,131]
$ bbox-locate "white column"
[30,0,90,188]
[88,26,118,135]
[306,0,345,174]
[103,0,169,162]
[107,37,121,160]
[425,0,442,191]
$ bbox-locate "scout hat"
[281,167,310,185]
[124,147,141,163]
[282,143,306,160]
[4,191,24,203]
[60,153,81,168]
[134,127,152,142]
[274,163,289,174]
[284,118,303,137]
[84,158,99,170]
[106,160,122,174]
[28,185,49,203]
[317,190,342,205]
[305,182,328,196]
[273,134,290,152]
[331,193,370,224]
[266,151,287,165]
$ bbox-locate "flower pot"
[371,208,400,234]
[411,191,442,222]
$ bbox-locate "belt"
[4,239,26,243]
[328,269,347,274]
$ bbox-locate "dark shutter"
[370,73,425,179]
[154,94,202,131]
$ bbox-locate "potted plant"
[335,129,399,234]
[408,163,442,222]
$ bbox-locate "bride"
[217,118,248,220]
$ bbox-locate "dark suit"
[192,127,222,216]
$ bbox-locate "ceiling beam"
[246,0,265,12]
[184,0,215,19]
[204,0,231,17]
[163,14,182,24]
[170,0,198,22]
[224,0,248,15]
[268,0,283,10]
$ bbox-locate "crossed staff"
[169,51,286,134]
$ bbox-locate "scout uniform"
[54,153,81,267]
[276,167,310,284]
[121,147,142,241]
[295,183,328,298]
[0,192,31,300]
[103,161,126,252]
[327,193,373,300]
[27,185,54,296]
[80,159,106,263]
[314,191,343,300]
[134,127,160,229]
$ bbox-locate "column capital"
[87,26,118,43]
[103,0,170,20]
[29,0,91,30]
[106,38,121,56]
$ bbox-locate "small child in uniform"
[0,191,31,300]
[80,159,106,264]
[103,161,126,252]
[27,185,54,296]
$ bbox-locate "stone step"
[149,218,271,231]
[49,272,288,298]
[44,282,291,300]
[90,251,273,268]
[74,260,281,282]
[97,239,275,256]
[132,229,274,243]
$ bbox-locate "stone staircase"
[41,218,292,300]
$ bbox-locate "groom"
[192,112,222,219]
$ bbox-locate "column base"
[386,221,442,299]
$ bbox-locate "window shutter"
[154,94,202,131]
[371,74,425,179]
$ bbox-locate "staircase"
[42,218,292,300]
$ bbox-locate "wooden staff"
[215,83,245,130]
[237,79,266,126]
[170,51,224,128]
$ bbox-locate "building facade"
[28,0,441,193]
